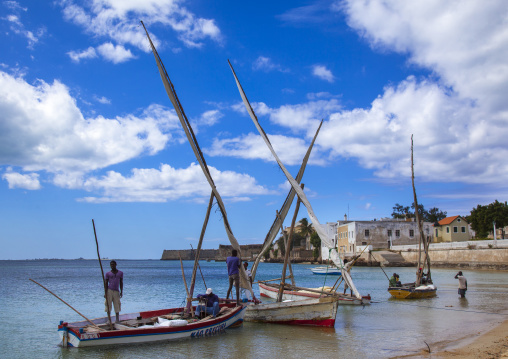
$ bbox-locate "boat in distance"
[310,266,341,275]
[58,303,245,347]
[259,282,371,305]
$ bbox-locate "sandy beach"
[396,317,508,359]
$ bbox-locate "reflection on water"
[1,260,507,359]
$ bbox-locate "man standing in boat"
[105,260,123,323]
[226,249,241,306]
[455,271,468,298]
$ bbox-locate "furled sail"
[141,22,253,296]
[228,60,361,299]
[250,121,322,281]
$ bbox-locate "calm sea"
[1,259,507,359]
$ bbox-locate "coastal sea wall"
[160,249,217,260]
[398,248,508,269]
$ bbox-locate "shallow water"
[1,260,507,359]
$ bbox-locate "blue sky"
[1,0,507,259]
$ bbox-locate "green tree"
[392,203,411,219]
[426,207,447,223]
[468,200,508,238]
[392,203,447,222]
[310,231,321,258]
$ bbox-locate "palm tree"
[298,218,314,250]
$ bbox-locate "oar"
[92,219,113,329]
[29,279,103,330]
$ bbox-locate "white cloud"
[207,132,326,166]
[60,0,222,52]
[79,162,272,203]
[97,43,135,63]
[2,170,41,190]
[198,110,223,126]
[0,71,178,183]
[4,6,45,49]
[252,56,289,73]
[312,65,335,82]
[93,95,111,104]
[67,47,98,63]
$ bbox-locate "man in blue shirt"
[226,249,241,306]
[195,288,220,318]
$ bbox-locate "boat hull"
[388,285,437,299]
[244,297,338,327]
[259,282,371,305]
[310,267,341,275]
[57,304,246,347]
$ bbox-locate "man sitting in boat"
[196,288,220,318]
[389,273,401,287]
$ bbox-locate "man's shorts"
[229,273,240,287]
[105,290,121,313]
[458,288,466,296]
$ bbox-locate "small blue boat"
[310,267,341,275]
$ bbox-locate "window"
[362,242,367,245]
[409,229,414,237]
[446,227,450,233]
[454,227,458,233]
[462,227,466,233]
[387,230,392,237]
[395,230,400,237]
[365,229,370,237]
[458,218,461,222]
[435,229,438,236]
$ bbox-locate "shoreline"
[394,316,508,358]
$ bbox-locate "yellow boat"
[388,284,437,299]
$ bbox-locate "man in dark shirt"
[226,249,241,306]
[196,288,220,318]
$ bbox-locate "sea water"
[1,259,507,359]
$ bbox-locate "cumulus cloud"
[97,43,135,63]
[67,47,97,63]
[60,0,222,55]
[207,132,326,166]
[79,162,272,203]
[312,65,335,82]
[2,169,41,190]
[0,70,174,181]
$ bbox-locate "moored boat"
[244,297,338,327]
[388,283,437,299]
[58,303,245,347]
[310,266,341,275]
[259,281,371,305]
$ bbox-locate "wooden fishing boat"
[58,303,245,347]
[388,137,437,299]
[388,283,437,299]
[259,282,371,305]
[244,296,338,327]
[310,266,341,275]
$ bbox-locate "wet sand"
[395,316,508,358]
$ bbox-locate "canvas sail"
[141,22,253,296]
[228,60,361,299]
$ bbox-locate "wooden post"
[411,135,426,286]
[276,210,296,286]
[92,219,113,329]
[30,279,103,330]
[179,252,190,299]
[186,191,214,315]
[277,184,304,302]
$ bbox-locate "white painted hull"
[58,305,246,347]
[259,282,371,305]
[244,297,338,327]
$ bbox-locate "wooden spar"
[254,275,293,285]
[92,219,113,329]
[186,192,214,315]
[411,135,427,286]
[141,22,253,296]
[277,184,304,302]
[276,210,295,286]
[179,252,190,299]
[250,121,322,282]
[30,279,103,330]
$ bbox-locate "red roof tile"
[438,215,461,225]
